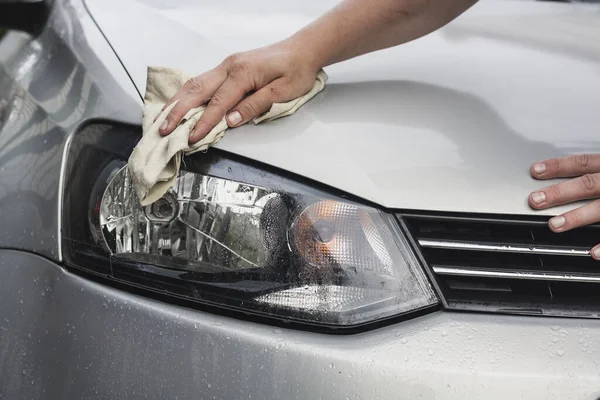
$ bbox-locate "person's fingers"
[547,199,600,234]
[529,173,600,209]
[226,79,291,127]
[189,73,253,143]
[154,94,181,123]
[530,154,600,180]
[530,154,600,261]
[158,97,200,136]
[590,243,600,260]
[160,69,226,136]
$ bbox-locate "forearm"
[285,0,478,69]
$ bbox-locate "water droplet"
[556,350,565,357]
[441,330,448,337]
[273,329,282,334]
[102,303,108,308]
[552,337,559,343]
[22,370,26,375]
[551,326,560,331]
[428,349,435,356]
[329,363,334,368]
[400,337,408,344]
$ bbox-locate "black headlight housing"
[61,121,438,330]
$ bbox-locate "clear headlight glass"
[98,164,437,327]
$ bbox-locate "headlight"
[62,123,437,329]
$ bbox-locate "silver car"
[1,0,600,399]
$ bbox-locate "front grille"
[401,213,600,318]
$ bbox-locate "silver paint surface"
[1,249,600,399]
[86,0,600,215]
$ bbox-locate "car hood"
[85,0,600,215]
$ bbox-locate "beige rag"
[128,66,328,206]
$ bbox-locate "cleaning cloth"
[128,66,328,206]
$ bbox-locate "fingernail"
[593,247,600,259]
[531,192,546,204]
[550,216,566,229]
[160,120,168,131]
[227,111,242,126]
[533,163,546,174]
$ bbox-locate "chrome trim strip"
[419,239,590,257]
[56,128,77,262]
[433,266,600,283]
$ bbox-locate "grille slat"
[419,239,591,257]
[432,265,600,283]
[402,214,600,318]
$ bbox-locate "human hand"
[158,41,319,144]
[528,154,600,259]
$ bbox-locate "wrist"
[280,30,331,72]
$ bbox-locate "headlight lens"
[61,124,437,329]
[97,165,436,327]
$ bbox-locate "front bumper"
[1,249,599,399]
